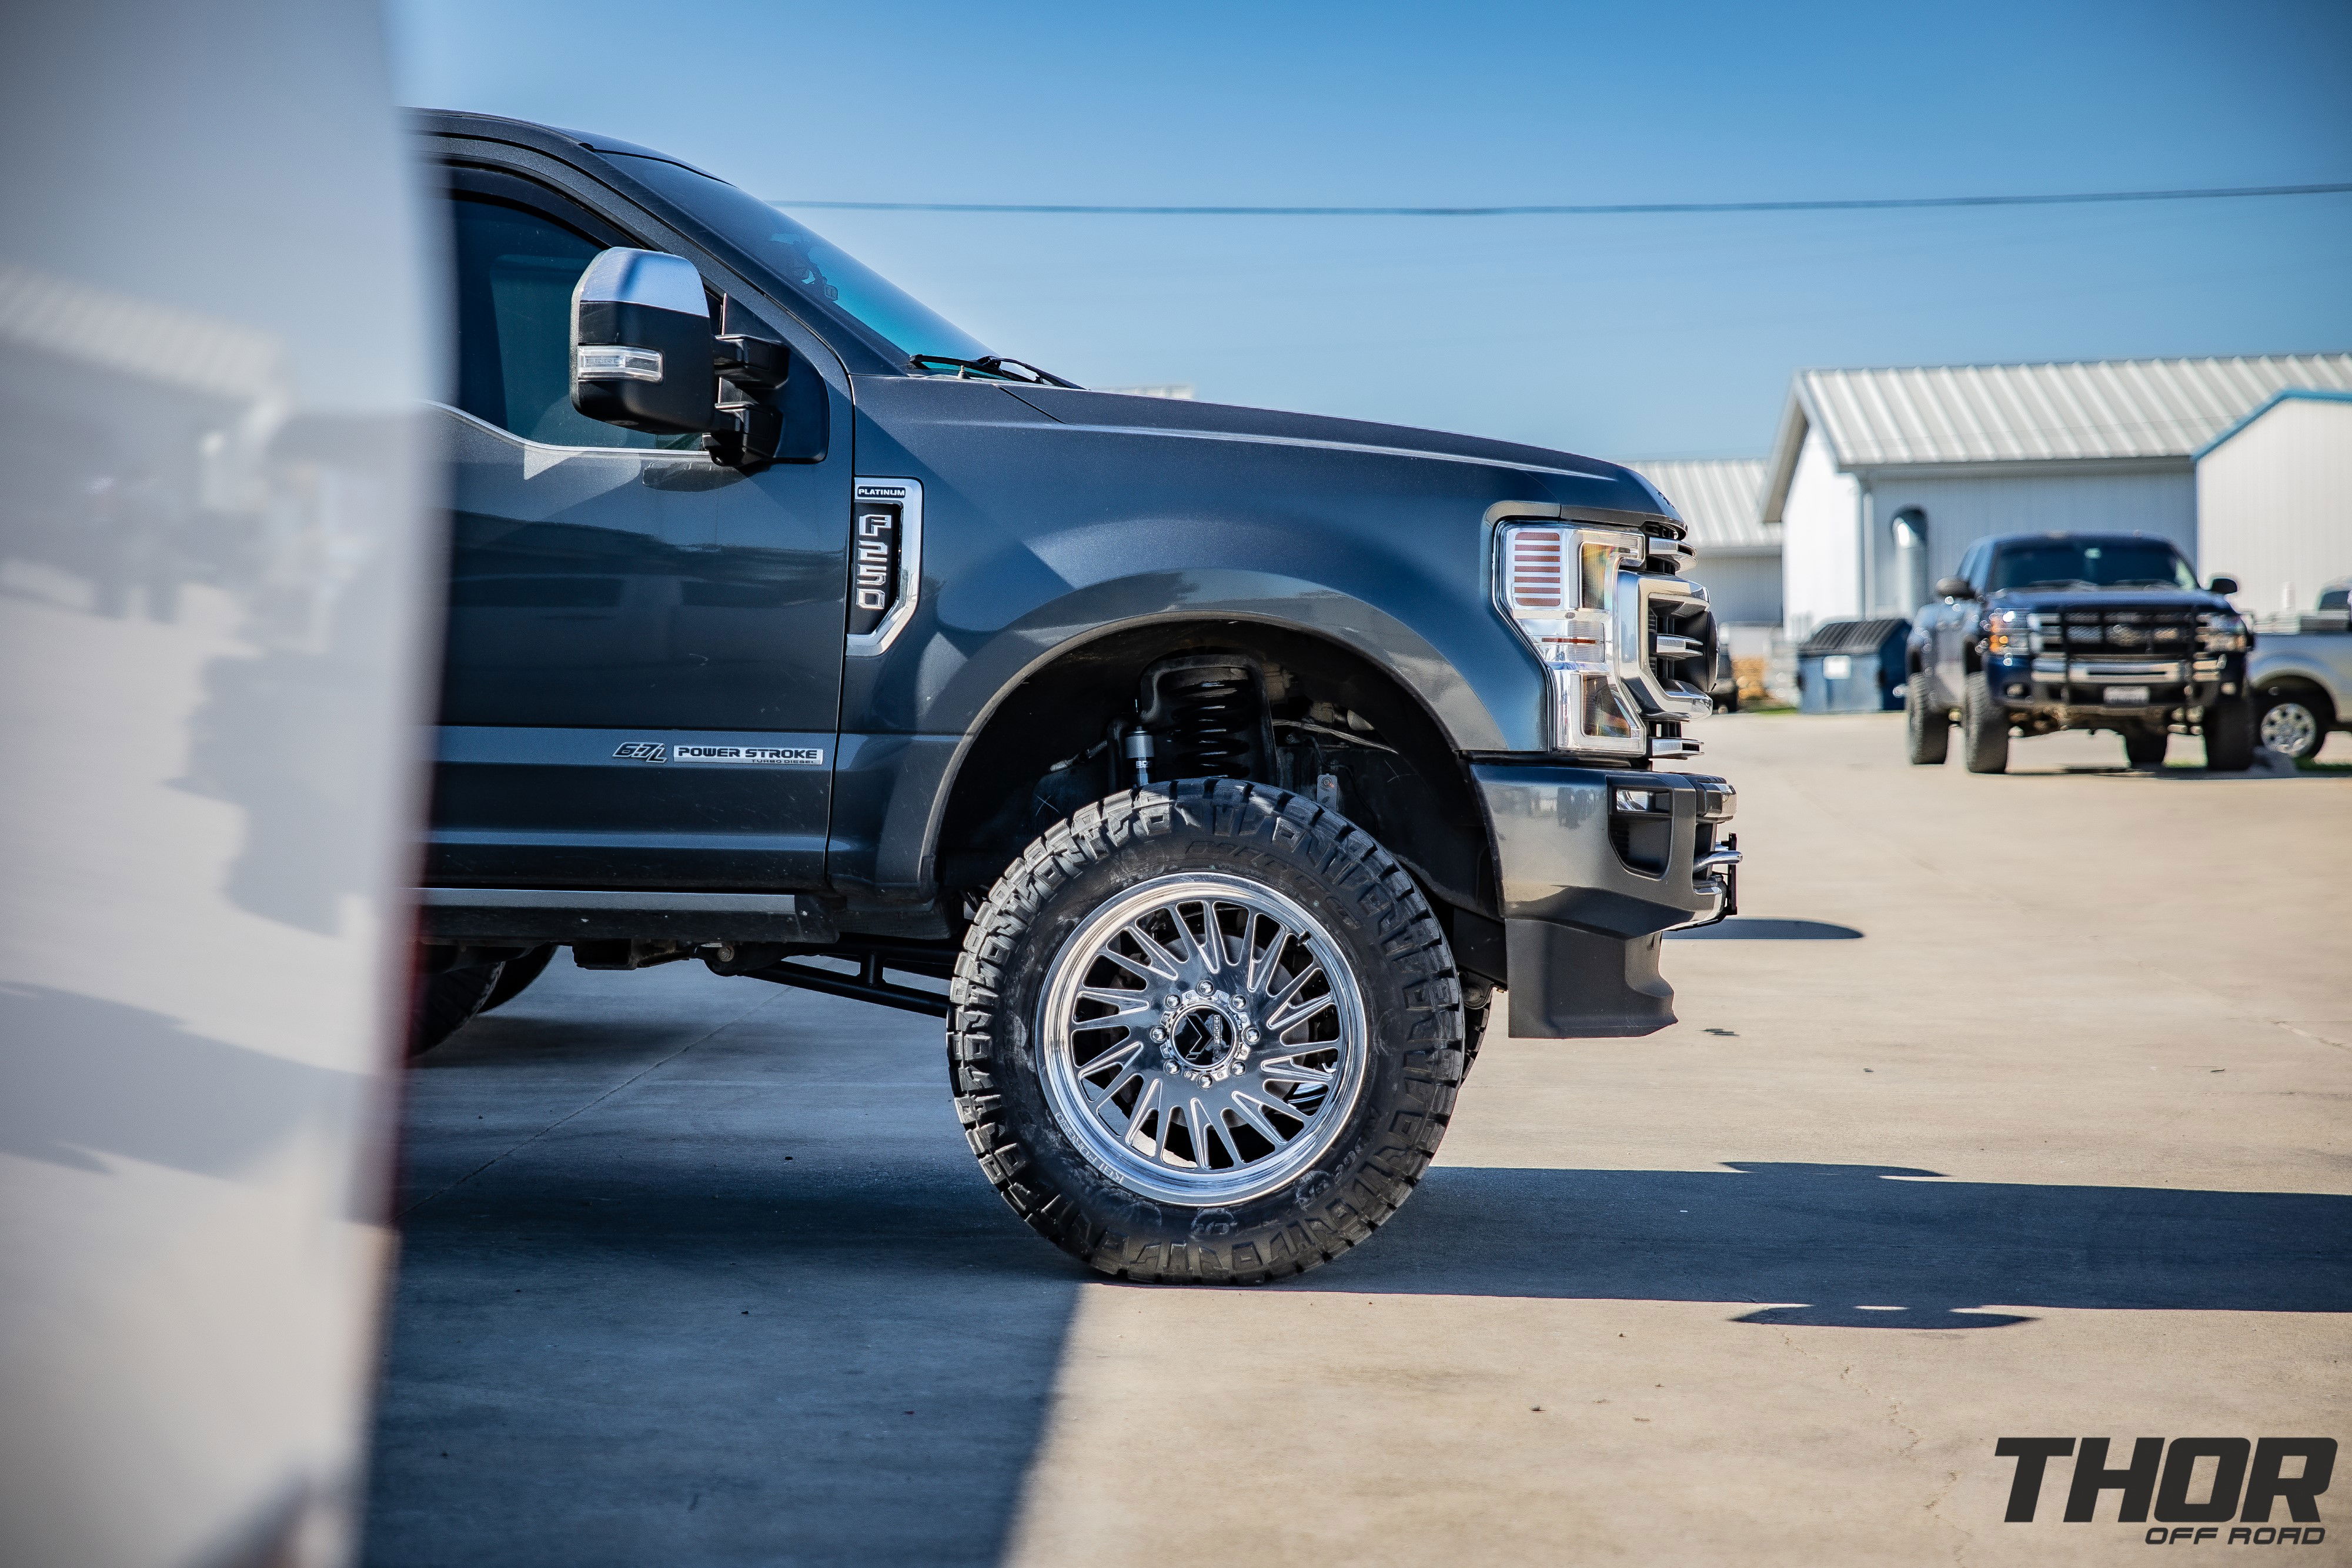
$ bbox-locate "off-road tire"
[409,961,504,1057]
[482,944,557,1012]
[1905,677,1950,765]
[2122,727,2168,769]
[2203,694,2257,773]
[949,778,1465,1284]
[1962,670,2010,774]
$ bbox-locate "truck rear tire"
[2122,727,2167,769]
[409,961,504,1057]
[481,943,556,1012]
[1905,678,1950,765]
[949,778,1465,1283]
[1962,670,2009,774]
[2203,695,2257,772]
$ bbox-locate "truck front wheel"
[2203,695,2257,772]
[2256,688,2328,762]
[2122,727,2167,769]
[949,778,1465,1283]
[1962,671,2010,774]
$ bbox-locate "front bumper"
[1473,762,1736,1039]
[1987,652,2240,721]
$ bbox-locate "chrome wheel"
[2259,698,2320,760]
[1038,872,1368,1205]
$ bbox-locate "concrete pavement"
[365,714,2352,1566]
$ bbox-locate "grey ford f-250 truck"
[412,111,1739,1282]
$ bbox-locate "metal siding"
[1682,551,1781,626]
[1860,467,2197,616]
[2196,396,2352,613]
[1780,427,1861,639]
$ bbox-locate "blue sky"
[391,0,2352,459]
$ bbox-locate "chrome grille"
[2052,607,2197,656]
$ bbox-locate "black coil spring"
[1167,676,1252,776]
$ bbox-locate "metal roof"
[1623,457,1773,553]
[1762,352,2352,524]
[1796,353,2352,466]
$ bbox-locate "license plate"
[2104,686,2151,705]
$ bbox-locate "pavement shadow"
[1295,1162,2352,1328]
[1668,918,1862,941]
[365,976,1081,1568]
[2039,750,2309,783]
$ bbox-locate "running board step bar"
[418,888,838,946]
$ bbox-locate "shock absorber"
[1138,654,1268,780]
[1167,672,1251,775]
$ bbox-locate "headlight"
[2197,611,2249,652]
[1986,607,2033,656]
[1495,522,1646,755]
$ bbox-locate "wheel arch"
[927,614,1502,922]
[2256,673,2338,727]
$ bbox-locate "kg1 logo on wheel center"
[1152,985,1258,1086]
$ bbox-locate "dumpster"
[1796,617,1909,713]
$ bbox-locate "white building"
[1624,457,1778,636]
[1761,353,2352,638]
[2194,389,2352,616]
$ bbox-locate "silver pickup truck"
[2250,581,2351,761]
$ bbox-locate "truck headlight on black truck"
[1986,607,2034,656]
[1495,522,1648,757]
[2197,610,2250,653]
[1495,520,1715,760]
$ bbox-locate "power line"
[769,180,2352,218]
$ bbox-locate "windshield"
[1986,539,2199,592]
[608,153,993,366]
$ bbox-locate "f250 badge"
[611,741,823,765]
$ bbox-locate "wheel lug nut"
[1149,1027,1165,1042]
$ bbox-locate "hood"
[996,384,1679,526]
[1984,586,2234,614]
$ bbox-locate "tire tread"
[948,778,1463,1285]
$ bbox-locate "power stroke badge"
[610,743,823,765]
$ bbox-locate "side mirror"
[570,249,716,436]
[2208,575,2239,596]
[1934,576,1977,601]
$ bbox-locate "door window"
[447,193,700,450]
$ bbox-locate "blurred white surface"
[0,5,438,1565]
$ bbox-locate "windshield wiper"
[909,353,1080,389]
[2109,578,2183,589]
[2012,578,2098,590]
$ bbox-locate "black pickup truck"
[410,111,1738,1282]
[1904,531,2255,773]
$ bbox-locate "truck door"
[427,169,851,891]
